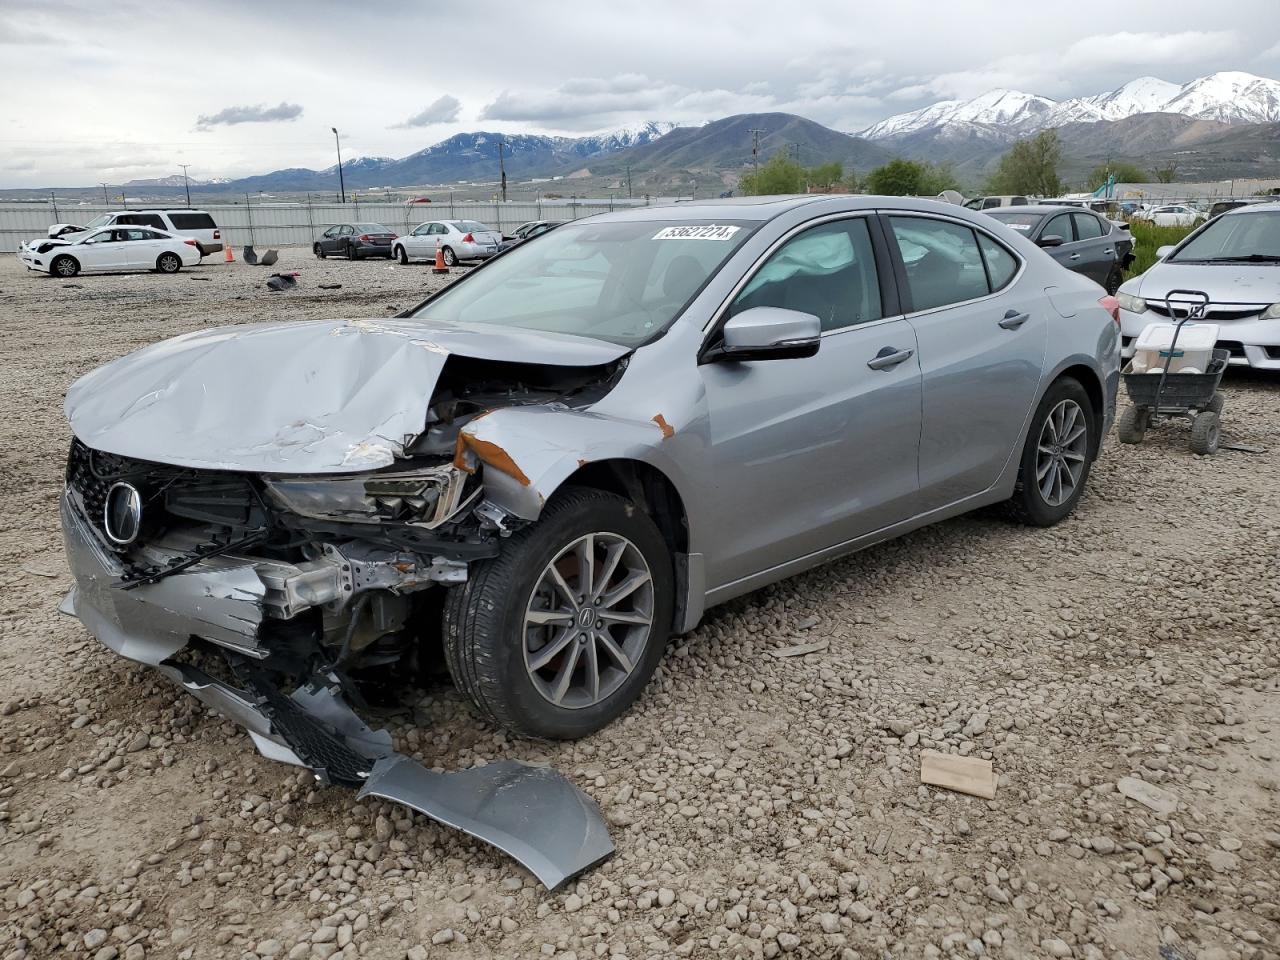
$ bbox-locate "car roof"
[987,205,1093,217]
[1218,200,1280,218]
[574,194,998,225]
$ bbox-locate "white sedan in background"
[21,227,202,278]
[1143,204,1205,228]
[392,220,503,265]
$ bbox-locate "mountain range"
[54,70,1280,199]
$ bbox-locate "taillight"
[183,239,198,247]
[358,234,371,241]
[1098,295,1120,327]
[462,233,474,243]
[213,229,221,239]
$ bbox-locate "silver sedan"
[60,196,1119,755]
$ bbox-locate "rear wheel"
[1189,411,1221,455]
[348,242,360,260]
[395,244,409,265]
[1104,264,1123,295]
[156,252,182,274]
[1117,405,1148,444]
[51,255,79,278]
[1005,376,1095,526]
[442,246,457,266]
[443,487,673,740]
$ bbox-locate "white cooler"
[1129,321,1220,375]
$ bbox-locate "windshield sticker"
[1006,223,1032,232]
[653,225,741,241]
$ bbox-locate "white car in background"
[48,209,223,254]
[392,220,503,265]
[1143,204,1205,228]
[20,226,202,278]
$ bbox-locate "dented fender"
[456,405,691,521]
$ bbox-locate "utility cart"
[1117,290,1227,455]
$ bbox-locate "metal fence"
[1,197,669,251]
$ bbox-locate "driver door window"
[728,218,883,332]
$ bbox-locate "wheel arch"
[1051,360,1107,456]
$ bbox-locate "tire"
[1117,405,1148,444]
[1004,376,1096,526]
[1189,411,1221,455]
[314,243,326,259]
[395,245,409,265]
[1206,394,1224,415]
[1104,265,1123,295]
[348,242,360,260]
[156,252,182,274]
[442,246,457,267]
[443,487,674,740]
[50,255,79,278]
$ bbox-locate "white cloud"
[393,95,462,128]
[195,102,304,129]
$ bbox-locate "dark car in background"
[498,219,568,252]
[314,223,397,259]
[985,205,1133,293]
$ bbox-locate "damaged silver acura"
[60,196,1119,884]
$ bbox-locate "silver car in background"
[393,219,503,265]
[1117,203,1280,369]
[60,195,1119,758]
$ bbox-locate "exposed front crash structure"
[58,318,633,889]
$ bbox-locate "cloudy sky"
[3,0,1279,187]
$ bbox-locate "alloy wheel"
[523,533,654,710]
[1035,399,1088,506]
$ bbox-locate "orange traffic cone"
[432,239,449,275]
[224,241,235,263]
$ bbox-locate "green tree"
[865,158,958,196]
[987,130,1062,196]
[739,151,805,195]
[1086,161,1148,190]
[805,160,844,191]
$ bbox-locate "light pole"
[331,127,346,203]
[178,164,192,206]
[100,183,109,205]
[498,139,507,202]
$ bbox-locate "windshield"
[986,211,1043,233]
[1170,211,1280,262]
[459,221,496,234]
[82,215,112,230]
[409,219,756,346]
[354,223,392,233]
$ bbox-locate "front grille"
[1217,340,1247,358]
[66,439,266,551]
[1146,304,1261,322]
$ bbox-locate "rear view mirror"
[1037,235,1066,248]
[703,307,821,363]
[1156,245,1176,259]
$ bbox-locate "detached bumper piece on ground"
[58,494,614,890]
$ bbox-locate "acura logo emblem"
[103,482,143,546]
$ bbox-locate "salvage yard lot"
[1,251,1278,959]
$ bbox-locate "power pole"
[178,164,192,206]
[331,127,346,203]
[498,140,508,202]
[749,128,764,178]
[100,183,109,205]
[626,163,633,199]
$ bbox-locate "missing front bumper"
[58,494,614,889]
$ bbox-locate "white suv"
[49,210,223,255]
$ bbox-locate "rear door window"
[1042,214,1075,243]
[977,232,1019,291]
[1073,214,1104,240]
[888,216,991,312]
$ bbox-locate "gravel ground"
[1,249,1277,960]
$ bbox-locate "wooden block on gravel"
[920,750,997,799]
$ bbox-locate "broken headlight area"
[61,437,614,888]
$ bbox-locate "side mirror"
[1037,234,1066,248]
[1156,245,1176,259]
[702,306,821,364]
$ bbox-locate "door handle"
[1068,253,1081,260]
[867,347,914,370]
[1104,248,1113,255]
[999,309,1030,330]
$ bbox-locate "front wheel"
[395,245,409,265]
[156,252,182,273]
[442,246,457,267]
[51,255,79,278]
[1004,376,1095,526]
[314,243,326,259]
[1104,265,1123,295]
[348,243,360,260]
[443,487,673,739]
[1117,405,1148,444]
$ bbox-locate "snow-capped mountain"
[860,71,1280,140]
[570,121,677,157]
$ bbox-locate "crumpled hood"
[1137,262,1280,305]
[66,318,629,474]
